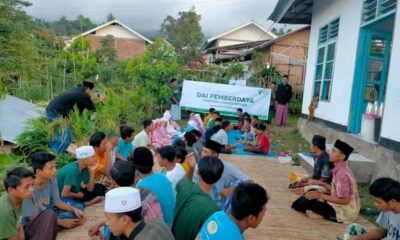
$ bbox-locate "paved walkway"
[58,154,374,240]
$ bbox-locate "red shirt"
[257,133,270,154]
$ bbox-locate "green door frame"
[349,17,393,134]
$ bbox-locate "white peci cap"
[105,187,141,213]
[76,146,95,159]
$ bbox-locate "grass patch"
[268,115,310,165]
[358,183,379,224]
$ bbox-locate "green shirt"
[57,161,89,194]
[172,178,219,240]
[207,119,215,129]
[0,193,21,240]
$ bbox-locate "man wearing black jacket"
[275,75,293,126]
[46,80,98,153]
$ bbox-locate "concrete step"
[297,144,376,183]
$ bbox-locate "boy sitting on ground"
[292,140,360,224]
[198,182,268,239]
[22,152,84,230]
[290,135,333,194]
[172,156,224,240]
[88,160,164,239]
[211,120,236,154]
[90,132,113,178]
[57,146,105,208]
[130,147,176,226]
[156,146,186,192]
[115,125,135,161]
[103,187,174,240]
[0,167,56,240]
[347,177,400,240]
[244,123,270,154]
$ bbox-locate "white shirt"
[166,163,186,191]
[132,130,150,147]
[211,129,228,145]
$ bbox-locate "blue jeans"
[57,198,85,219]
[46,110,72,153]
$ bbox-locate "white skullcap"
[75,146,95,159]
[105,187,141,213]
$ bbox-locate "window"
[313,18,339,101]
[362,0,397,24]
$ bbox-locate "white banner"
[180,80,271,120]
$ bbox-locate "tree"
[107,13,116,22]
[97,35,119,83]
[125,37,178,110]
[160,7,203,62]
[271,27,292,36]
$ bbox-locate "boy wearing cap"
[131,147,175,226]
[57,146,105,208]
[290,135,333,193]
[22,152,84,231]
[292,139,360,224]
[198,182,269,239]
[172,156,224,240]
[88,161,164,239]
[104,187,174,240]
[193,140,251,212]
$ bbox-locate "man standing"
[275,75,293,126]
[46,80,100,153]
[170,78,181,121]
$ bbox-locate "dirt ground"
[58,153,374,240]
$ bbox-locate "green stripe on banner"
[181,106,268,120]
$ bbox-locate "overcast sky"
[25,0,290,37]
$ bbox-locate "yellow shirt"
[203,114,212,127]
[94,151,108,177]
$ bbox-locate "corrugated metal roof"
[0,95,44,143]
[269,0,313,24]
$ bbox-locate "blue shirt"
[193,160,251,212]
[136,173,175,226]
[197,211,243,240]
[115,138,133,160]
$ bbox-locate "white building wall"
[217,24,273,47]
[380,7,400,143]
[301,0,363,126]
[94,25,140,39]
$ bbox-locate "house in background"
[202,21,276,63]
[269,0,400,180]
[249,26,310,87]
[72,20,153,60]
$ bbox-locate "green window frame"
[313,18,340,101]
[362,0,397,25]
